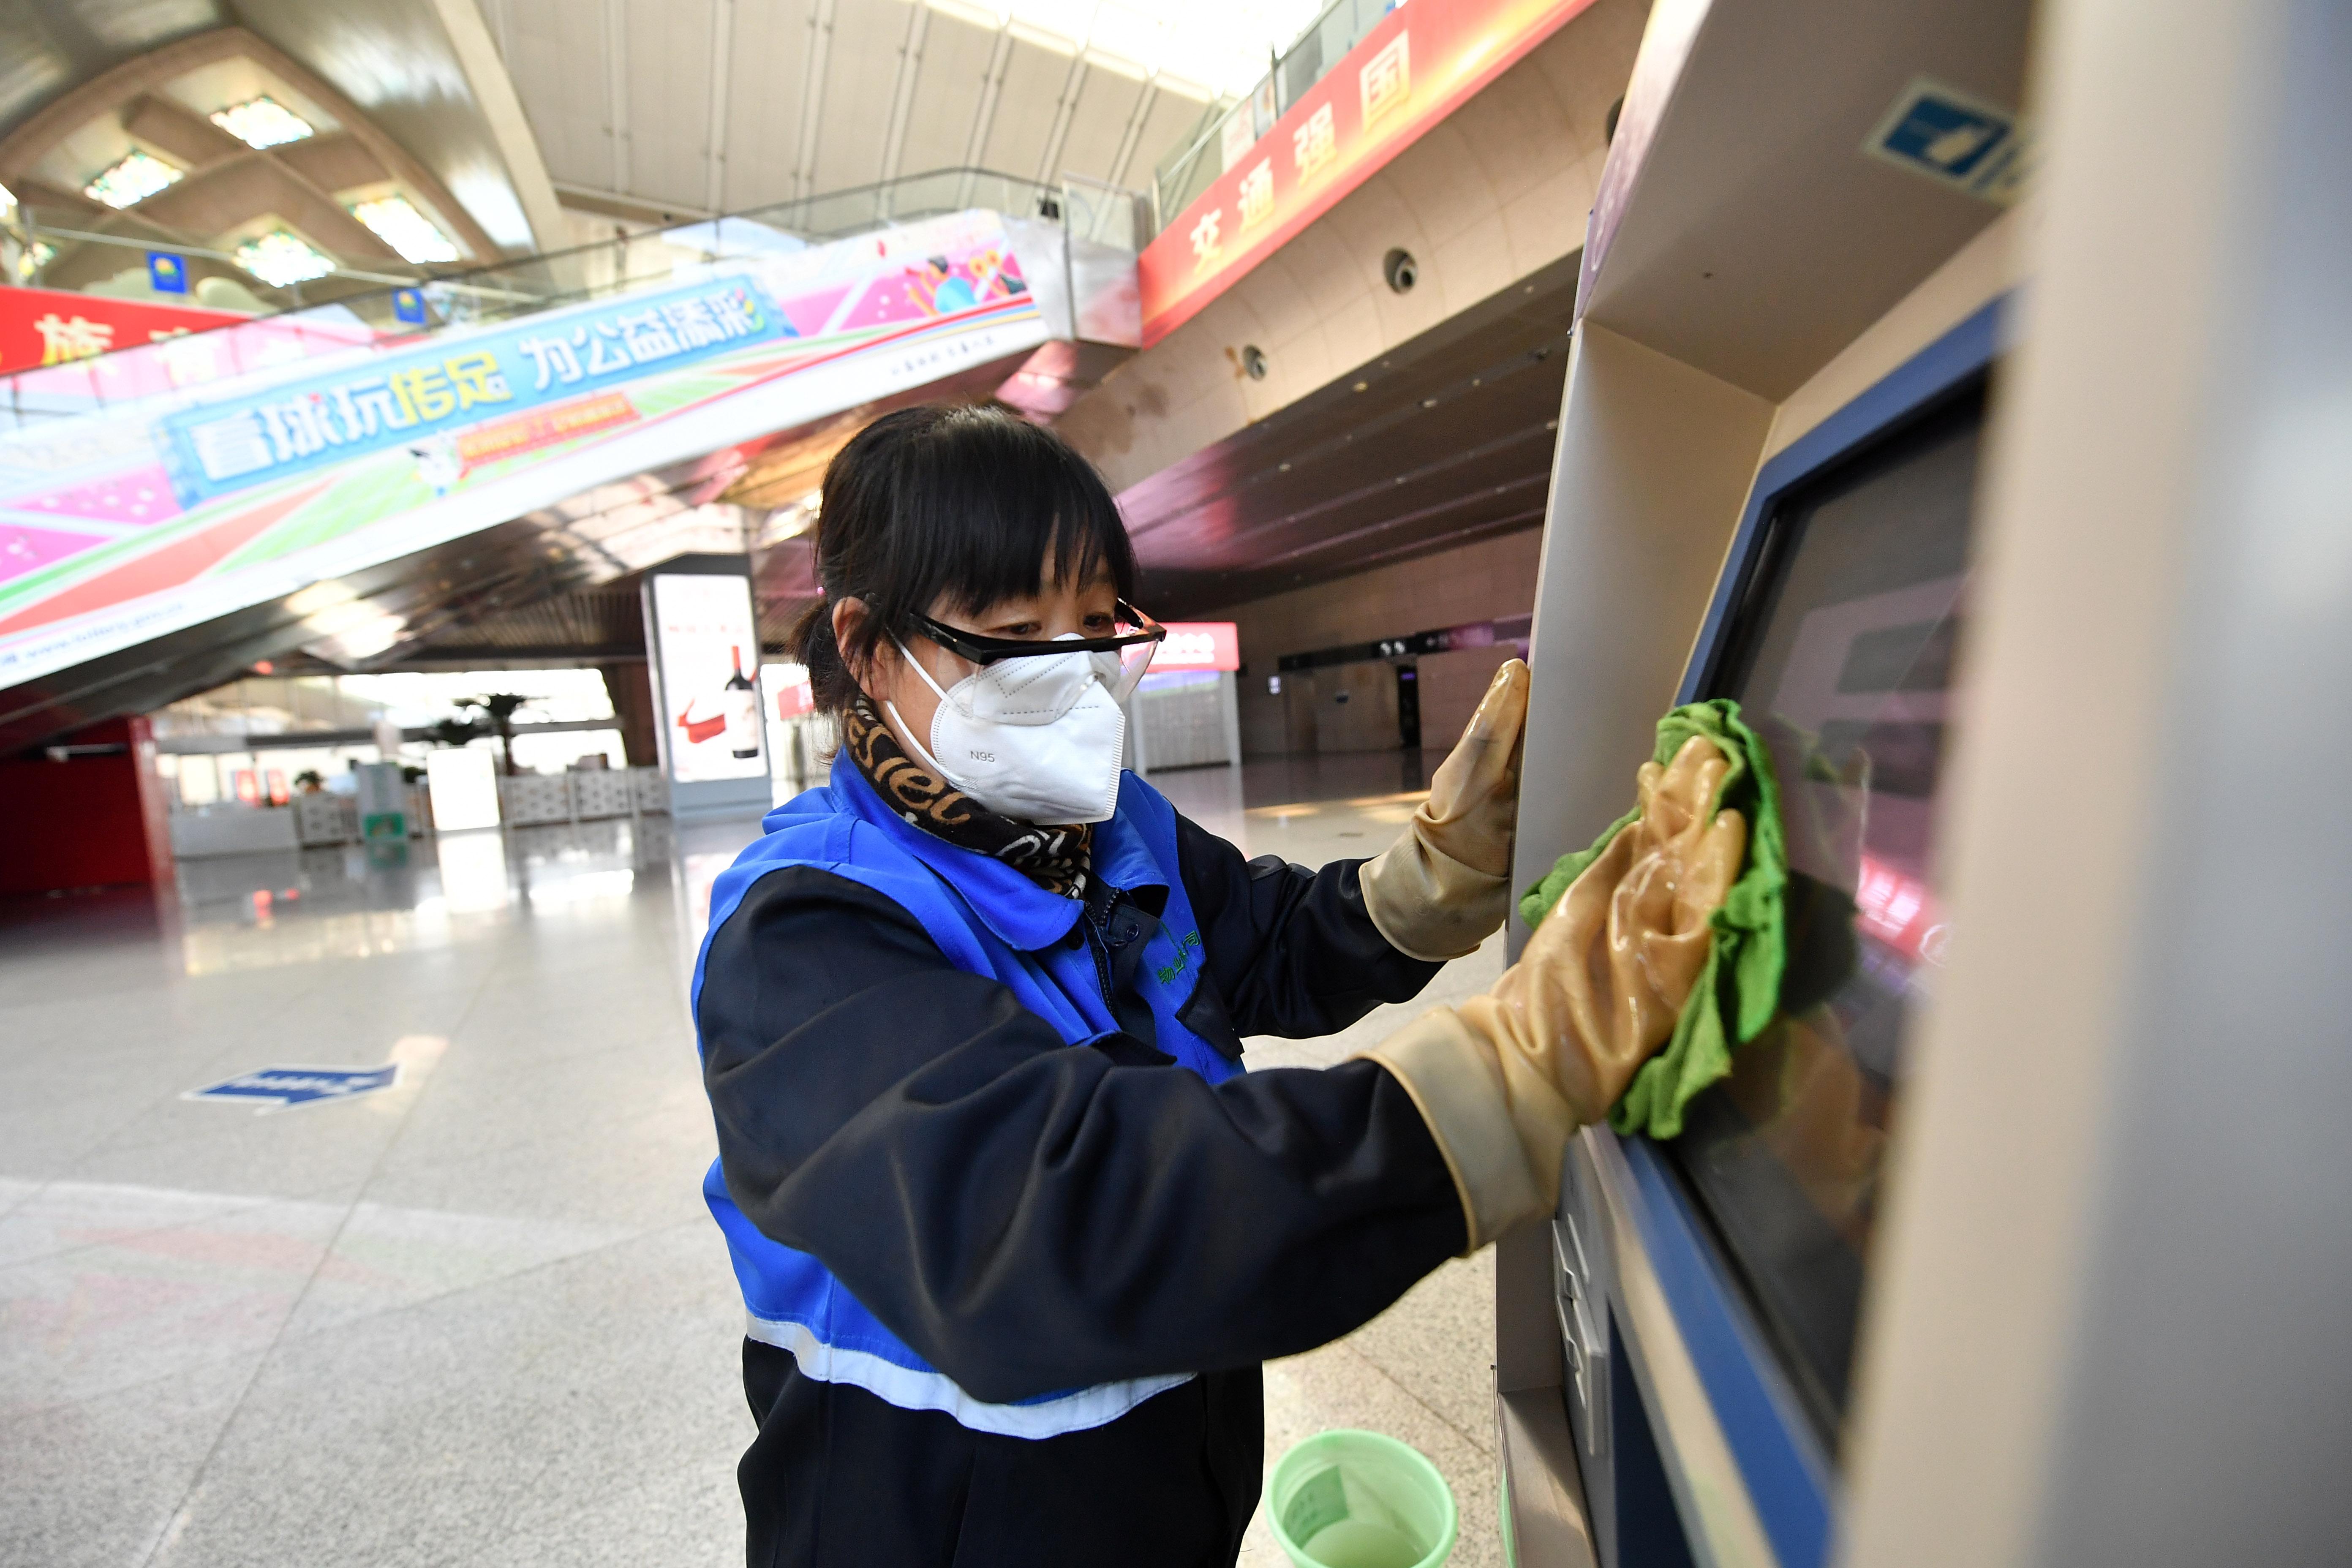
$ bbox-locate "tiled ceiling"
[479,0,1230,218]
[0,1,557,251]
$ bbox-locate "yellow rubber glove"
[1359,659,1530,961]
[1361,735,1747,1248]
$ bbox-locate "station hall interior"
[1,0,2347,1565]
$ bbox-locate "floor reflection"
[12,755,1437,985]
[162,817,694,977]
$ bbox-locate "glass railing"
[0,166,1144,430]
[1150,0,1401,236]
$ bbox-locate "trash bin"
[1265,1429,1458,1568]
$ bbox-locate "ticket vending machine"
[1495,0,2352,1563]
[1493,0,2029,1561]
[1540,311,1995,1568]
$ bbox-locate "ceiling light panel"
[211,96,315,150]
[348,196,460,264]
[84,150,183,209]
[236,229,337,287]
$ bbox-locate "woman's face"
[839,566,1122,760]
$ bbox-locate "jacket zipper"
[1081,908,1117,1008]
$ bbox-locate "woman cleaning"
[691,403,1740,1565]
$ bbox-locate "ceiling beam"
[704,0,736,211]
[604,0,632,195]
[482,0,514,61]
[792,0,839,201]
[425,0,568,252]
[960,20,1015,205]
[120,94,245,171]
[1034,53,1089,185]
[1108,76,1160,189]
[878,0,931,192]
[964,22,1015,167]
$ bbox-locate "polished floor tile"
[1,757,1508,1567]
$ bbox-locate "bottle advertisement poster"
[649,573,765,784]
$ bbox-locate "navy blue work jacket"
[692,757,1464,1567]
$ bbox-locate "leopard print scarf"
[841,695,1093,899]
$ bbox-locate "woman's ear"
[832,596,890,694]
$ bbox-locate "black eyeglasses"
[907,600,1166,665]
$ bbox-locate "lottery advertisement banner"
[155,277,783,507]
[0,211,1054,694]
[1137,0,1598,347]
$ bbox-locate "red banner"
[1138,0,1598,348]
[0,285,250,375]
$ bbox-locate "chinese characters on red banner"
[1138,0,1598,346]
[0,286,250,374]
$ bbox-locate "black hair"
[789,403,1139,719]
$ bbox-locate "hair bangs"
[903,408,1136,621]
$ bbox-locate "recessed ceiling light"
[84,150,182,209]
[350,195,459,264]
[211,97,314,150]
[236,229,337,287]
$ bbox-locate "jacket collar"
[832,758,1169,951]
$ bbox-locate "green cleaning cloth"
[1516,699,1789,1140]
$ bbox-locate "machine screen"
[1669,382,1983,1441]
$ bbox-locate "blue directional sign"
[184,1064,400,1110]
[1864,77,2028,205]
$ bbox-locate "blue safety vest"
[690,758,1243,1438]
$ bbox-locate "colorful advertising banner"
[155,278,783,506]
[1138,0,1598,347]
[0,211,1054,696]
[649,573,766,785]
[0,285,253,373]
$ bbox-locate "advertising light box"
[648,573,765,784]
[1153,622,1241,671]
[425,746,501,832]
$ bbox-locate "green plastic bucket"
[1266,1429,1459,1568]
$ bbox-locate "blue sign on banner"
[148,252,189,294]
[155,276,794,508]
[392,286,427,325]
[184,1063,401,1110]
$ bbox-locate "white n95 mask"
[886,633,1148,824]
